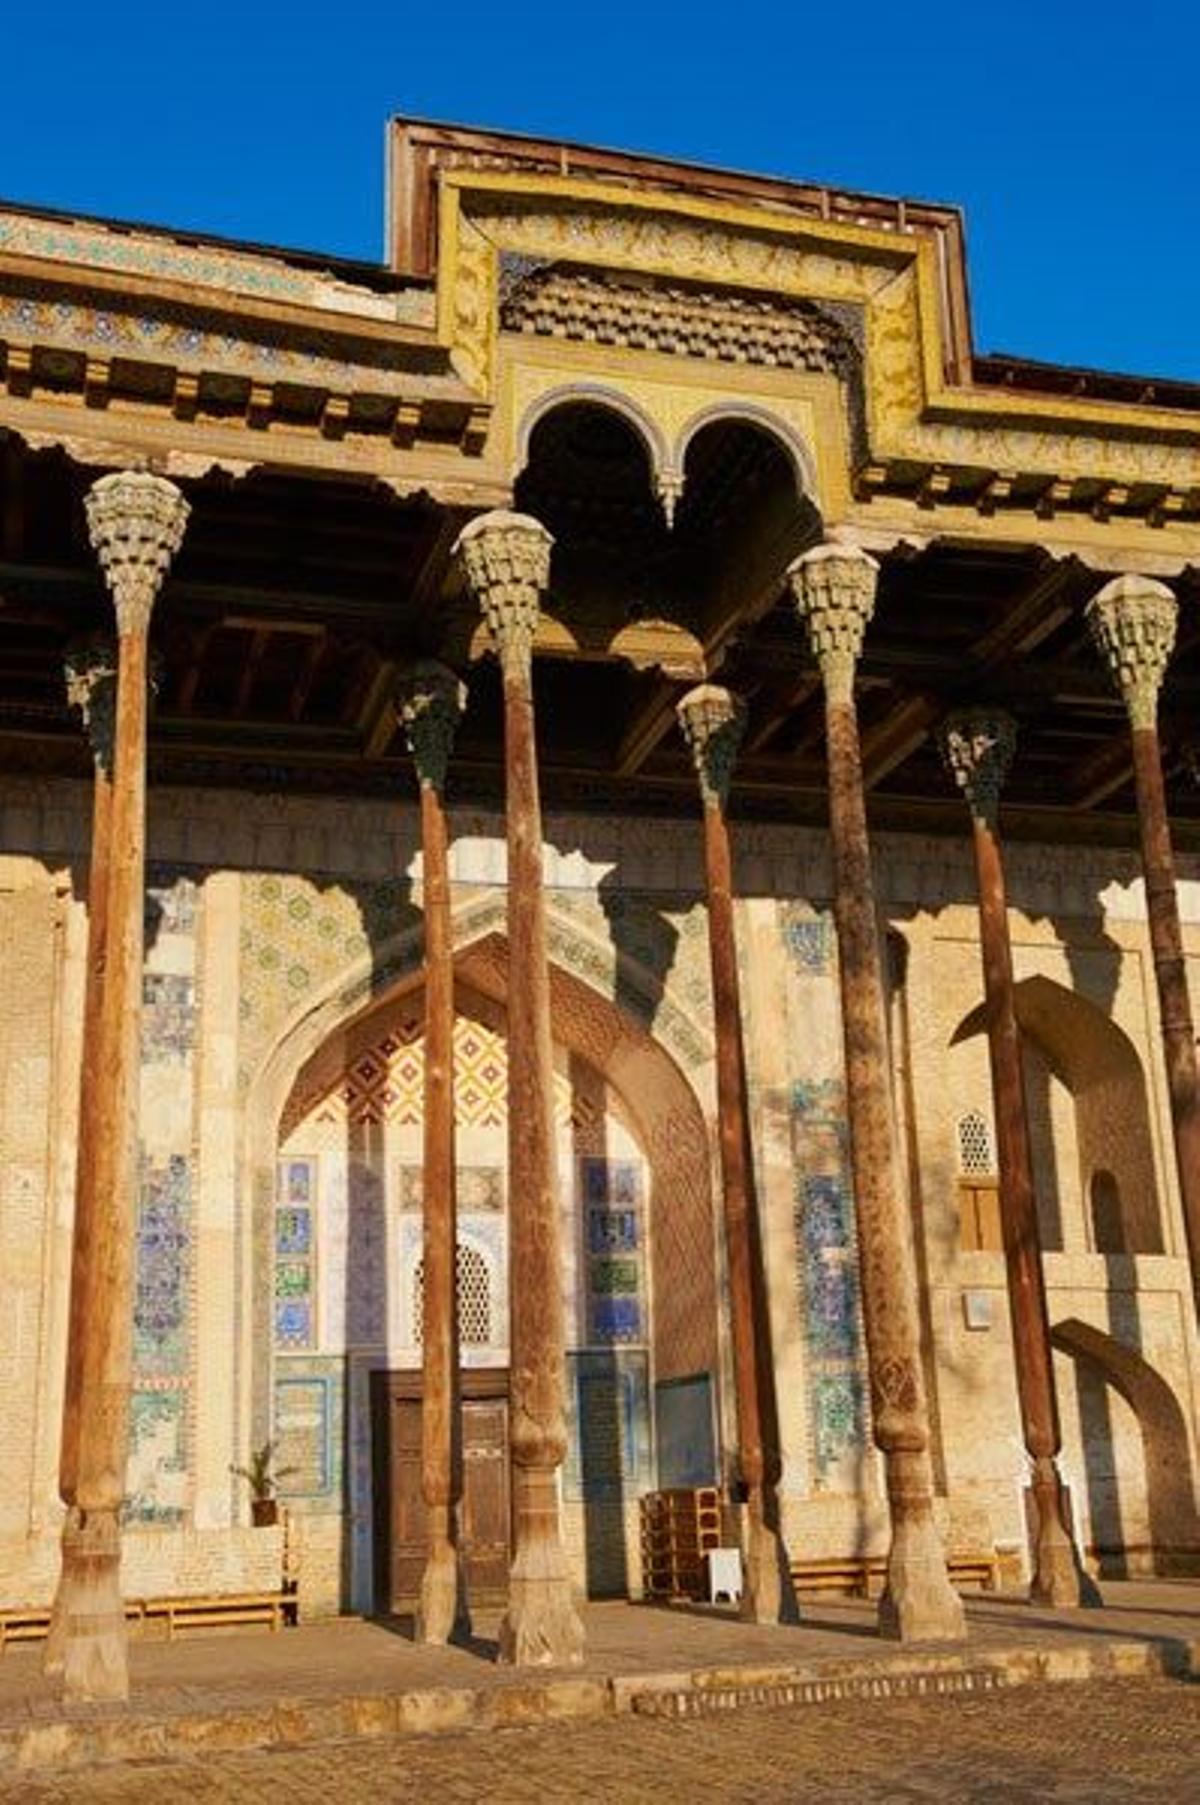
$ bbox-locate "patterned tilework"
[273,1359,344,1504]
[128,872,200,1524]
[580,1160,647,1346]
[780,904,835,976]
[238,873,420,1083]
[124,1389,188,1527]
[275,1158,317,1350]
[134,1155,191,1376]
[546,888,712,1069]
[563,1350,651,1501]
[791,1078,868,1481]
[141,973,195,1061]
[292,1014,575,1142]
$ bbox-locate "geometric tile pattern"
[780,903,835,976]
[792,1079,867,1480]
[580,1159,646,1346]
[293,1013,574,1136]
[134,1154,191,1377]
[274,1157,317,1350]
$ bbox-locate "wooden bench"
[0,1589,295,1652]
[790,1552,998,1599]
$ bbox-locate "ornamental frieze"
[499,260,861,379]
[445,181,1200,500]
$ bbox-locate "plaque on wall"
[563,1349,651,1501]
[654,1372,717,1489]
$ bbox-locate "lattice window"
[956,1110,996,1177]
[412,1243,493,1348]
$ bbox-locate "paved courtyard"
[0,1672,1195,1802]
[0,1584,1198,1796]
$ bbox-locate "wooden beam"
[234,628,271,715]
[861,694,941,789]
[289,631,327,724]
[745,673,820,755]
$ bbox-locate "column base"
[416,1536,472,1646]
[497,1552,585,1668]
[1027,1464,1099,1609]
[739,1497,800,1625]
[878,1455,966,1644]
[52,1504,130,1704]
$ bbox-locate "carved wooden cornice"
[500,260,860,378]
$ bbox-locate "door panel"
[378,1375,511,1612]
[461,1398,510,1602]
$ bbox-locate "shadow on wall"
[1050,1316,1200,1577]
[952,973,1164,1257]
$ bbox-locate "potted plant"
[230,1440,296,1527]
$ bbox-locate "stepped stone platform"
[0,1584,1197,1774]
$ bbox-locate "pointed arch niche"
[242,905,718,1608]
[950,974,1163,1257]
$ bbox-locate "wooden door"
[374,1372,511,1613]
[460,1397,510,1602]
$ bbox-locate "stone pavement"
[0,1582,1198,1781]
[3,1674,1199,1801]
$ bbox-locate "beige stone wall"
[0,777,1196,1612]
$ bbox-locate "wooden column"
[45,638,117,1679]
[396,661,470,1645]
[939,710,1086,1607]
[454,511,584,1668]
[53,473,188,1704]
[788,544,964,1643]
[676,684,796,1624]
[1088,576,1200,1320]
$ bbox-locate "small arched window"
[412,1243,493,1347]
[956,1109,997,1177]
[956,1109,1002,1252]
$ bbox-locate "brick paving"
[0,1673,1196,1801]
[0,1583,1196,1793]
[2,1583,1199,1727]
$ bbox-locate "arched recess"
[241,889,718,1446]
[1051,1317,1200,1574]
[674,402,818,508]
[951,974,1162,1255]
[516,383,668,488]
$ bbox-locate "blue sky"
[4,3,1197,378]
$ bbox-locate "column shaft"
[969,810,1084,1605]
[416,772,468,1642]
[499,655,583,1662]
[455,509,583,1667]
[1131,724,1200,1307]
[824,691,964,1640]
[678,682,795,1624]
[52,471,187,1705]
[58,627,151,1703]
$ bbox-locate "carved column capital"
[453,509,553,681]
[676,683,746,807]
[63,634,118,775]
[1086,574,1177,730]
[938,708,1017,826]
[787,543,879,702]
[395,659,467,794]
[84,471,189,637]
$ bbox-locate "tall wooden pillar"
[45,638,117,1679]
[454,511,584,1668]
[676,684,796,1624]
[789,544,964,1643]
[53,472,188,1704]
[939,710,1086,1607]
[396,660,470,1645]
[1088,576,1200,1319]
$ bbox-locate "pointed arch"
[241,887,719,1439]
[1051,1316,1200,1570]
[951,973,1163,1255]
